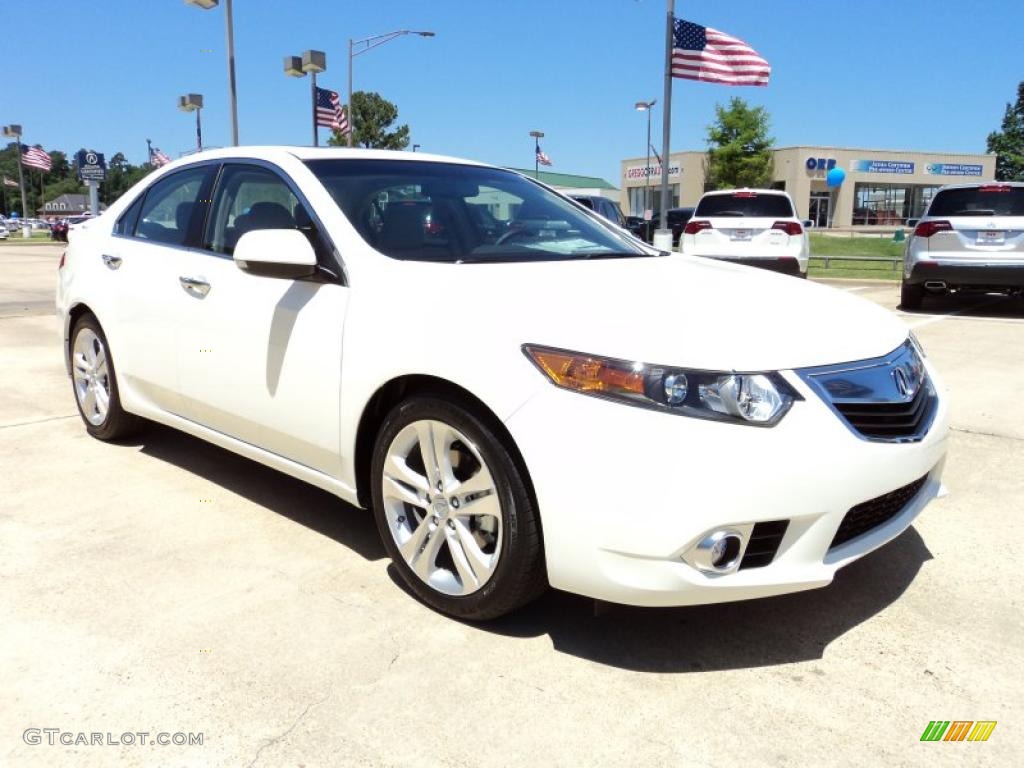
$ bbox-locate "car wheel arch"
[352,375,542,533]
[65,302,100,373]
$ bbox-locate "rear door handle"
[101,254,122,270]
[179,276,211,298]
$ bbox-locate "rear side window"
[695,193,794,218]
[135,166,212,246]
[573,197,595,210]
[927,186,1024,217]
[114,195,144,236]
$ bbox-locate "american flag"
[22,146,53,172]
[672,18,770,87]
[315,87,350,134]
[150,148,172,167]
[536,145,552,166]
[3,175,18,188]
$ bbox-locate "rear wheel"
[371,395,546,620]
[70,314,140,440]
[900,281,925,310]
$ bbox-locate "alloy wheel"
[381,419,503,596]
[72,328,110,426]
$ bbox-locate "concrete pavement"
[2,246,1022,767]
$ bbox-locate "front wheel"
[370,396,546,620]
[900,281,924,310]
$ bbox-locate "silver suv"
[901,182,1024,309]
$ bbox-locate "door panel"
[175,163,347,477]
[110,165,215,413]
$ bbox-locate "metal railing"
[812,254,902,272]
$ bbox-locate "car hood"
[389,254,909,371]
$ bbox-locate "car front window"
[305,159,648,263]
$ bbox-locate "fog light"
[690,529,746,574]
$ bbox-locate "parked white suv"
[680,189,810,277]
[57,147,947,620]
[901,182,1024,309]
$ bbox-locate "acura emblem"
[893,367,911,399]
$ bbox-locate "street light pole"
[285,50,326,147]
[529,130,544,179]
[635,99,656,240]
[185,0,239,145]
[223,0,239,145]
[178,94,205,152]
[347,30,436,149]
[2,124,29,238]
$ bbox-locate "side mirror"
[906,218,919,228]
[802,219,814,229]
[234,229,317,279]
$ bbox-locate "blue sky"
[6,0,1022,184]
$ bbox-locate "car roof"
[160,145,491,171]
[932,180,1024,191]
[699,188,789,197]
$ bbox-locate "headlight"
[908,331,926,358]
[522,345,800,426]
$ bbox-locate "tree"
[704,97,774,190]
[986,81,1024,181]
[328,90,410,150]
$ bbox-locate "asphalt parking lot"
[2,243,1022,767]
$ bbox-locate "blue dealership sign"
[853,159,915,174]
[925,163,983,177]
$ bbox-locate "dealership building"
[620,146,997,228]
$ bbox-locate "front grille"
[739,520,789,569]
[830,474,928,550]
[797,340,937,443]
[835,385,936,440]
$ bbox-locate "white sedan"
[57,147,949,620]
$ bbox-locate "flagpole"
[656,0,675,251]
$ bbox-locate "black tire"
[900,281,925,310]
[69,314,141,441]
[370,395,546,620]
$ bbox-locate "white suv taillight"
[914,220,952,238]
[771,221,802,236]
[684,220,712,235]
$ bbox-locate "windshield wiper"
[454,252,651,264]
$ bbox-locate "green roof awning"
[506,168,617,190]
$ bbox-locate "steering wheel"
[495,226,535,246]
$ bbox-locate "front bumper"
[505,361,949,607]
[906,259,1024,289]
[695,254,803,276]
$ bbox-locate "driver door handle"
[179,276,211,298]
[101,254,122,270]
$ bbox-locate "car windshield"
[305,159,648,262]
[928,186,1024,217]
[695,193,794,218]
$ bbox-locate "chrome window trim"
[110,157,347,285]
